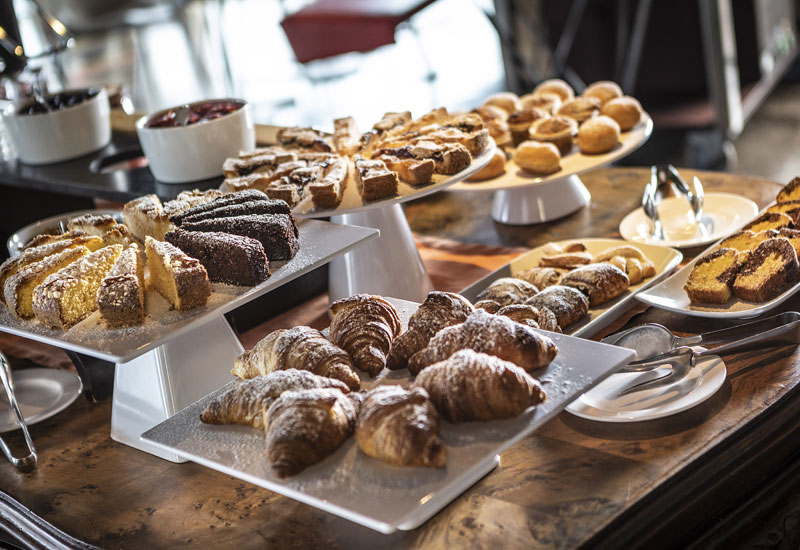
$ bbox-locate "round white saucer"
[0,368,82,433]
[565,354,726,422]
[619,192,758,248]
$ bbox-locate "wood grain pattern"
[0,167,794,549]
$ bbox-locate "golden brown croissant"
[265,388,361,478]
[329,294,401,377]
[476,277,539,307]
[413,349,546,422]
[386,291,473,371]
[231,326,360,390]
[200,370,350,429]
[355,385,446,467]
[407,309,557,375]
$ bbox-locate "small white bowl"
[3,88,111,165]
[136,98,254,183]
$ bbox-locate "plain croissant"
[355,385,446,468]
[200,370,350,429]
[407,309,557,375]
[232,326,361,390]
[386,291,473,371]
[265,388,361,478]
[413,349,546,422]
[329,294,401,377]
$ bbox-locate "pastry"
[4,246,89,319]
[556,97,601,123]
[582,81,623,104]
[66,213,118,237]
[519,92,562,114]
[528,116,577,155]
[559,263,630,306]
[575,115,621,154]
[732,238,799,302]
[386,291,474,371]
[472,105,512,148]
[465,149,506,181]
[776,176,800,203]
[513,141,561,175]
[718,230,778,252]
[496,304,542,329]
[122,194,169,242]
[237,146,298,161]
[407,308,557,375]
[538,251,593,268]
[592,244,656,279]
[413,350,545,422]
[170,190,284,224]
[601,96,642,131]
[684,248,744,304]
[377,141,471,175]
[265,388,360,478]
[175,194,292,225]
[276,127,333,152]
[514,266,564,289]
[232,326,361,391]
[482,92,522,114]
[98,244,145,327]
[308,157,348,208]
[145,236,210,311]
[507,108,547,146]
[165,228,270,286]
[742,212,794,233]
[378,155,435,185]
[222,173,274,194]
[532,79,575,102]
[200,370,350,429]
[524,285,589,328]
[179,214,299,261]
[329,294,401,377]
[476,277,539,307]
[766,201,800,224]
[355,385,445,468]
[332,116,360,155]
[353,158,399,201]
[473,299,501,313]
[22,230,86,251]
[99,224,134,248]
[778,228,800,257]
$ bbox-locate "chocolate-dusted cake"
[178,199,293,226]
[169,190,277,225]
[165,228,270,286]
[145,237,210,311]
[179,214,299,261]
[98,244,145,327]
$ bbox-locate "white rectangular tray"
[458,239,683,337]
[141,298,635,534]
[0,219,378,363]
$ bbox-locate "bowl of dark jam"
[136,98,254,183]
[4,87,111,164]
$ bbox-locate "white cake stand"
[0,220,378,462]
[293,143,496,302]
[448,115,653,225]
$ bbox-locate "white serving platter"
[141,297,635,534]
[458,238,683,338]
[0,219,379,363]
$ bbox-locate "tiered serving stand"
[449,115,653,225]
[0,219,378,461]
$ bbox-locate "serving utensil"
[642,166,663,240]
[0,350,37,472]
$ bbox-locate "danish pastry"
[559,263,630,306]
[524,285,588,328]
[476,277,539,307]
[514,266,564,289]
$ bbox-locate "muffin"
[529,116,578,155]
[532,79,575,102]
[474,104,513,148]
[519,92,562,115]
[482,92,522,115]
[466,149,507,181]
[582,81,623,104]
[576,115,621,154]
[513,141,561,175]
[556,97,602,123]
[507,107,548,146]
[601,96,642,131]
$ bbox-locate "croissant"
[355,385,446,467]
[266,388,361,478]
[496,304,561,333]
[407,309,557,375]
[231,326,360,390]
[476,277,539,307]
[329,294,401,377]
[200,370,350,429]
[386,291,473,371]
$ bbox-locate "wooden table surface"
[2,167,797,549]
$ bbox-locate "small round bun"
[556,97,602,123]
[474,104,508,122]
[533,79,575,102]
[576,115,621,154]
[520,92,562,114]
[483,92,522,115]
[513,141,561,175]
[529,116,578,156]
[466,149,507,181]
[601,96,642,131]
[582,81,623,104]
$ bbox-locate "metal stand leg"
[328,203,433,302]
[110,315,242,462]
[490,174,591,225]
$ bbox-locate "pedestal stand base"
[491,174,591,225]
[111,316,242,462]
[329,203,433,302]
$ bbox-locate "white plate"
[458,238,683,338]
[618,192,759,248]
[565,353,726,422]
[0,368,82,432]
[141,297,636,534]
[6,208,123,258]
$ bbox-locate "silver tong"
[642,164,705,240]
[0,350,37,472]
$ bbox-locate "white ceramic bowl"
[136,98,254,183]
[3,88,111,165]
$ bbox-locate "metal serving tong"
[642,164,705,239]
[0,350,37,472]
[603,312,800,395]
